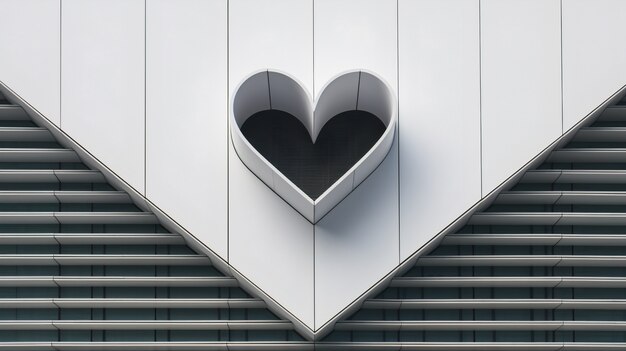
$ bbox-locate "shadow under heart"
[240,110,385,200]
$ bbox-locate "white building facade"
[0,0,625,348]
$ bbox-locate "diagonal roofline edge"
[312,82,626,339]
[0,79,317,341]
[2,78,626,341]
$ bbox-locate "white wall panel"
[398,0,481,261]
[313,0,397,96]
[61,0,145,192]
[228,0,314,329]
[315,142,399,329]
[228,149,315,328]
[313,0,398,330]
[481,0,562,194]
[563,0,626,130]
[229,0,313,93]
[146,0,228,258]
[0,0,60,125]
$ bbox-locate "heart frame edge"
[229,68,397,224]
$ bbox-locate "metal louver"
[321,94,626,350]
[0,92,309,350]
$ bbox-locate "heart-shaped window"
[231,70,396,223]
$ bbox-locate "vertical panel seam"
[227,0,230,262]
[478,0,483,198]
[560,0,564,134]
[144,0,147,196]
[59,0,62,128]
[312,0,316,331]
[355,71,361,109]
[396,0,400,263]
[313,0,315,96]
[266,70,272,109]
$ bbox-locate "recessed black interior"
[240,109,385,199]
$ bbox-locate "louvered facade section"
[0,93,308,350]
[320,96,626,349]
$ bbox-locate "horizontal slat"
[521,170,626,184]
[53,254,210,266]
[54,212,158,224]
[0,254,209,266]
[442,233,562,245]
[559,213,626,225]
[555,191,626,205]
[0,105,28,120]
[0,191,54,203]
[0,276,236,287]
[0,170,104,183]
[417,255,560,266]
[519,170,562,183]
[390,276,561,288]
[0,149,79,163]
[54,276,237,287]
[315,342,616,351]
[496,191,626,205]
[0,212,158,224]
[468,212,561,225]
[0,127,53,142]
[363,299,626,310]
[0,298,264,309]
[598,106,626,121]
[548,148,626,163]
[0,234,57,245]
[0,320,292,331]
[558,234,626,245]
[0,212,56,224]
[417,255,626,267]
[494,191,561,204]
[390,276,626,288]
[55,298,264,309]
[558,276,626,288]
[64,320,291,330]
[54,233,184,245]
[470,212,626,226]
[557,170,626,183]
[54,170,105,183]
[334,320,626,331]
[0,341,613,351]
[0,342,314,351]
[442,234,626,246]
[54,191,130,203]
[0,191,129,204]
[0,344,66,351]
[574,127,626,142]
[0,233,183,245]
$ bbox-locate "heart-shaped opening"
[241,107,385,199]
[231,70,396,223]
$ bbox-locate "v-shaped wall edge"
[5,75,625,341]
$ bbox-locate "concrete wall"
[1,0,625,332]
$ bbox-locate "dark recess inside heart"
[240,110,385,200]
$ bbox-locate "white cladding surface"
[562,0,626,131]
[312,0,399,330]
[0,0,624,333]
[0,0,60,125]
[145,0,229,259]
[480,0,562,195]
[398,0,481,261]
[228,0,315,328]
[61,0,146,192]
